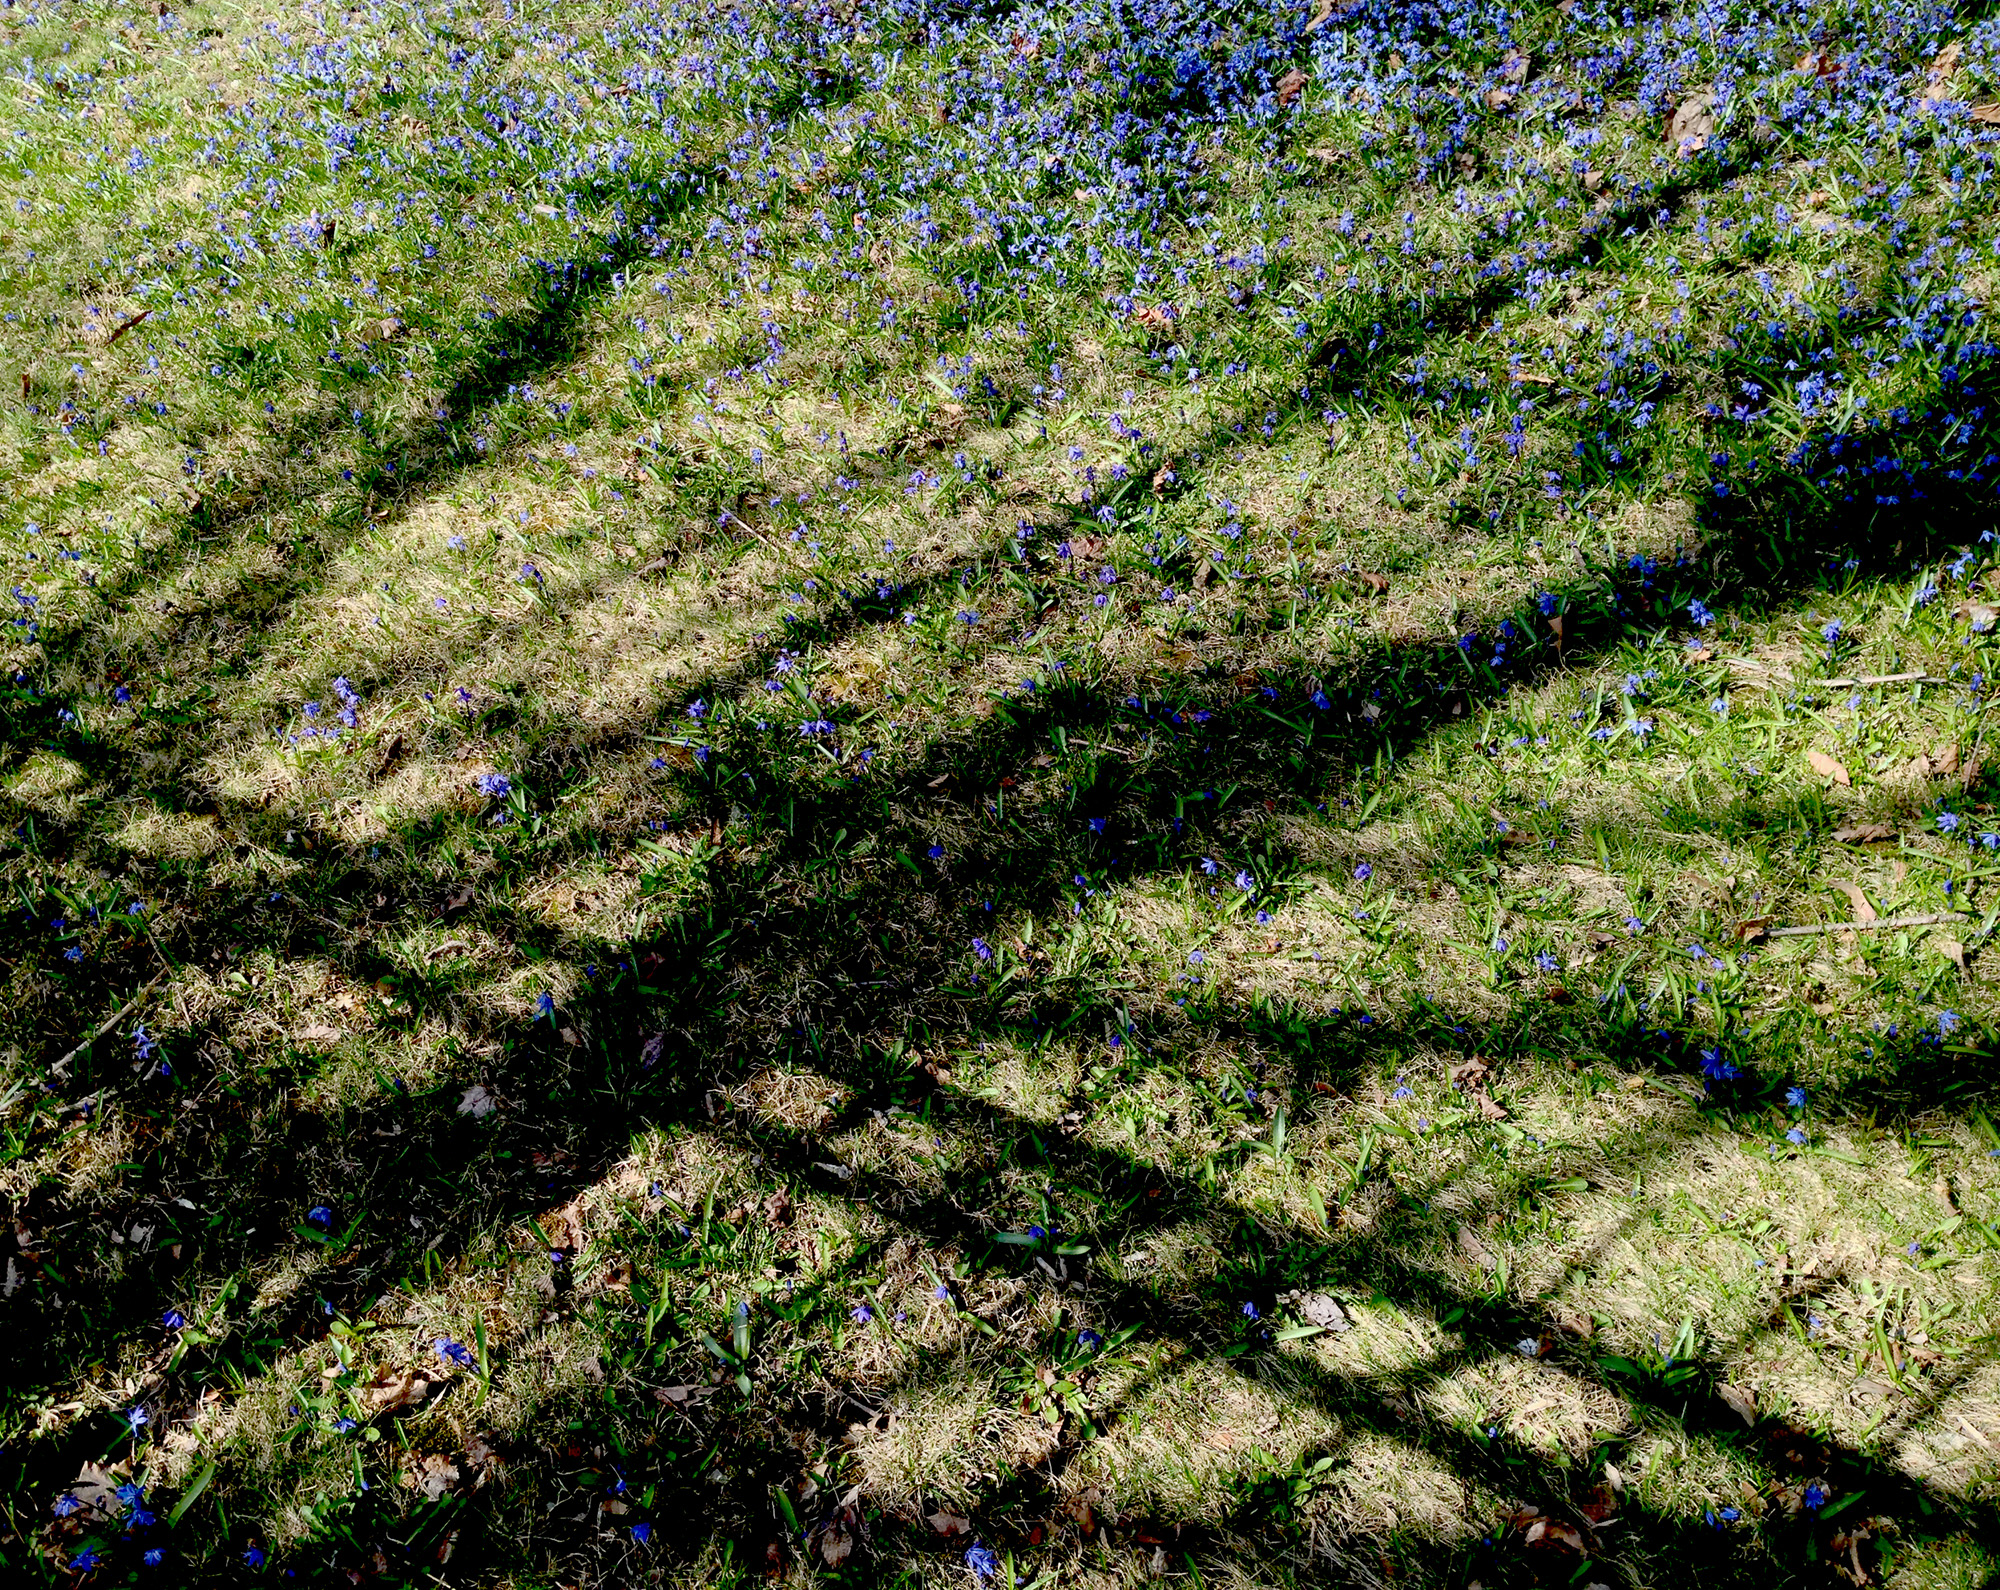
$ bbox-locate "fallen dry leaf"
[1131,302,1175,331]
[928,1512,973,1537]
[1668,90,1716,154]
[819,1527,854,1567]
[1922,41,1963,105]
[1938,938,1967,970]
[457,1085,499,1118]
[1734,917,1771,943]
[1500,49,1531,84]
[408,1453,459,1500]
[1297,1293,1351,1330]
[1718,1383,1758,1426]
[1829,881,1877,926]
[67,1463,126,1518]
[1974,103,2000,125]
[1831,823,1896,843]
[298,1024,345,1047]
[1357,570,1389,595]
[360,1367,439,1415]
[1523,1517,1587,1551]
[102,307,152,347]
[1456,1225,1497,1271]
[1796,46,1842,80]
[1805,750,1851,786]
[1276,67,1308,107]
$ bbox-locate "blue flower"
[851,1305,872,1324]
[1786,1086,1807,1109]
[143,1549,165,1566]
[1803,1482,1826,1511]
[1078,1329,1104,1350]
[435,1338,475,1368]
[1241,1300,1260,1320]
[1786,1127,1808,1145]
[965,1544,1000,1578]
[72,1550,101,1572]
[306,1205,333,1227]
[1688,598,1714,627]
[1353,863,1372,881]
[972,938,993,962]
[53,1492,82,1517]
[632,1522,653,1544]
[476,772,512,798]
[244,1546,266,1568]
[126,1405,149,1431]
[1938,811,1961,834]
[535,991,555,1018]
[1699,1048,1740,1083]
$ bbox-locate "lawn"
[3,0,2000,1584]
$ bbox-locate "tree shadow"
[8,591,2000,1583]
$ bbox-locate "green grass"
[3,0,2000,1584]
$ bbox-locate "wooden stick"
[50,973,166,1078]
[1721,663,1954,688]
[1763,911,1968,939]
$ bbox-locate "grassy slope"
[2,0,2000,1584]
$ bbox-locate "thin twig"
[1722,663,1955,688]
[50,973,167,1077]
[1763,911,1968,939]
